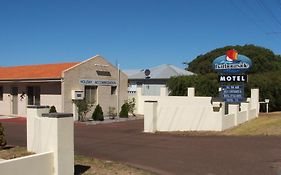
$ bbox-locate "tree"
[167,74,219,97]
[73,100,94,121]
[177,44,281,112]
[186,44,281,75]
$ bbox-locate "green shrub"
[73,100,94,121]
[49,106,57,113]
[0,123,7,148]
[167,74,219,97]
[128,98,136,116]
[92,104,104,121]
[119,102,129,118]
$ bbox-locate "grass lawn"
[222,112,281,136]
[0,146,156,175]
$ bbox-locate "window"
[85,86,97,103]
[96,71,111,76]
[0,87,3,101]
[27,86,40,105]
[111,86,117,95]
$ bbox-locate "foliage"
[119,102,129,118]
[73,100,94,121]
[171,44,281,112]
[49,106,57,113]
[167,74,219,97]
[92,104,104,121]
[167,73,281,111]
[0,123,7,148]
[127,98,136,116]
[186,44,281,75]
[108,106,117,119]
[246,71,281,111]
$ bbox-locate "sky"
[1,0,281,70]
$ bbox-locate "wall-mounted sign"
[212,49,252,74]
[218,75,247,82]
[80,79,117,86]
[221,85,244,103]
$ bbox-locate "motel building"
[0,55,128,120]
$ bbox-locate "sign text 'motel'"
[219,75,247,82]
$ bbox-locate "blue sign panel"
[221,85,244,103]
[212,50,252,74]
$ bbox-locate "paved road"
[2,119,281,175]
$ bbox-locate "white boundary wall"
[141,87,259,132]
[0,106,74,175]
[0,152,54,175]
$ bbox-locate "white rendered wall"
[40,94,62,112]
[143,88,260,132]
[237,111,248,125]
[0,152,54,175]
[0,85,12,115]
[222,114,235,131]
[144,96,225,131]
[0,82,62,116]
[27,107,74,175]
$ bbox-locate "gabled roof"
[124,64,194,79]
[0,62,79,81]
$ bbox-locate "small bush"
[49,106,57,113]
[92,105,104,121]
[0,123,7,148]
[128,98,136,116]
[119,102,129,118]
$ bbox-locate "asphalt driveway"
[2,119,281,175]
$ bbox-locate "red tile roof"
[0,62,79,80]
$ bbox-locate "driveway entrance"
[2,119,281,175]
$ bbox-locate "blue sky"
[1,0,281,70]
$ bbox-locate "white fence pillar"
[27,106,74,175]
[228,104,239,126]
[187,87,195,97]
[144,101,158,133]
[250,89,259,117]
[27,106,50,152]
[241,102,250,121]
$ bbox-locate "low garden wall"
[0,106,74,175]
[0,152,53,175]
[143,88,259,132]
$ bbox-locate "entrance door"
[11,87,18,115]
